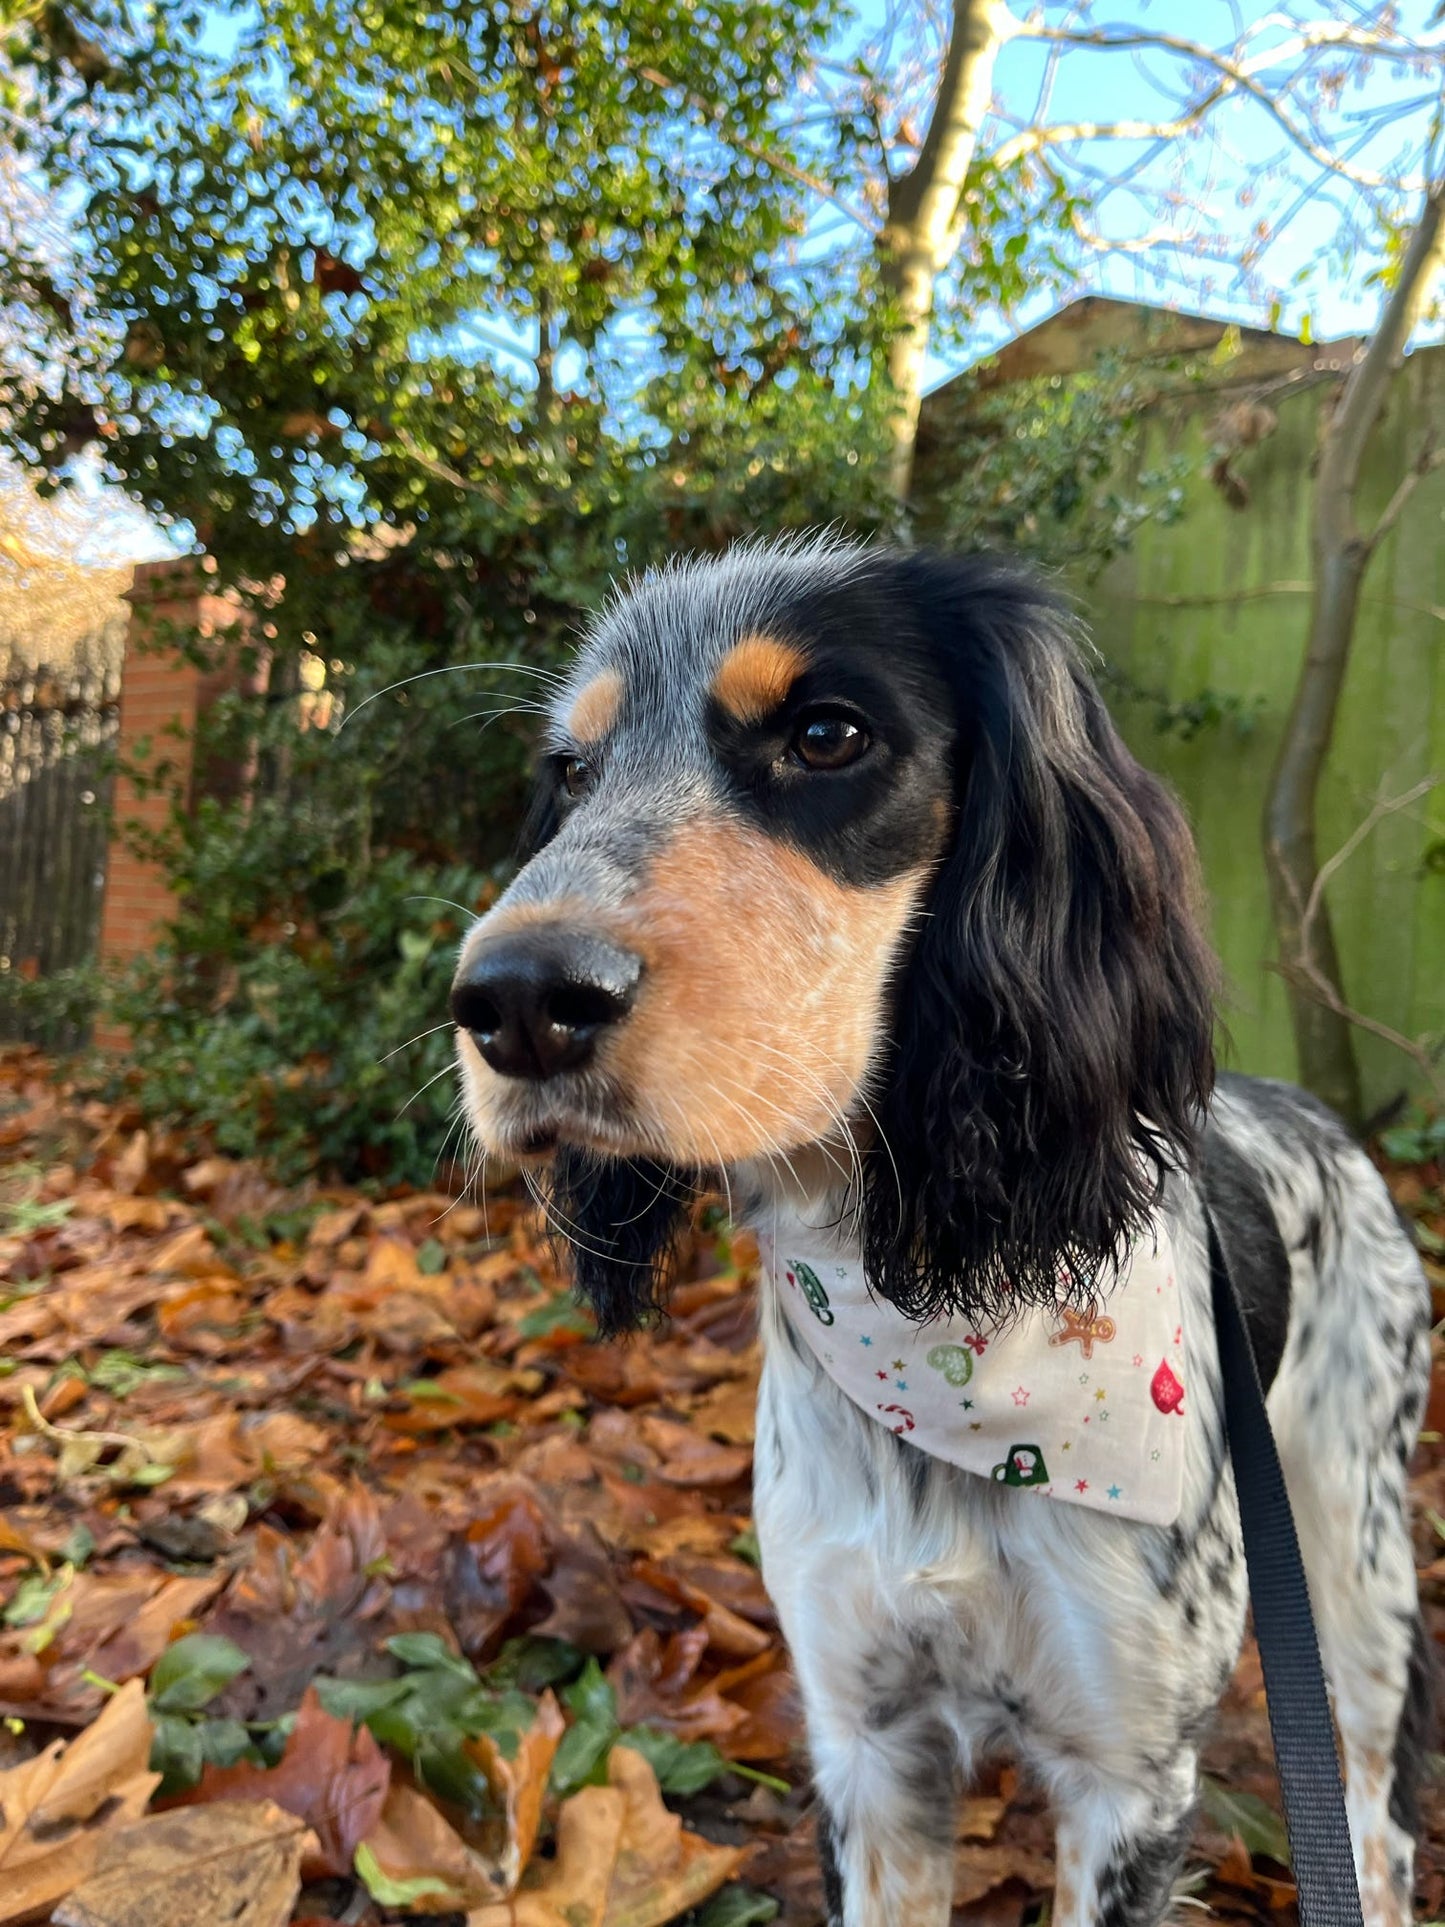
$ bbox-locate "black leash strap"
[1206,1208,1363,1927]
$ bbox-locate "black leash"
[1206,1207,1363,1927]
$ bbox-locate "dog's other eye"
[789,712,870,772]
[560,755,595,799]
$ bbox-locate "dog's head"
[451,538,1217,1333]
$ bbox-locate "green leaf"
[1200,1777,1290,1866]
[150,1711,205,1795]
[2,1571,65,1629]
[517,1294,594,1339]
[483,1635,586,1695]
[729,1527,761,1568]
[196,1715,257,1769]
[129,1463,176,1488]
[384,1631,478,1678]
[149,1632,252,1712]
[623,1728,729,1797]
[689,1887,781,1927]
[552,1659,620,1795]
[415,1237,447,1274]
[354,1842,454,1908]
[312,1675,413,1723]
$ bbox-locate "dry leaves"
[51,1801,313,1927]
[1,1045,1443,1927]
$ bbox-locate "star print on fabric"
[892,1359,907,1370]
[1174,1325,1182,1345]
[961,1399,974,1410]
[859,1336,872,1347]
[1094,1388,1107,1401]
[1098,1409,1109,1421]
[895,1380,908,1391]
[875,1370,888,1381]
[1011,1386,1030,1407]
[1061,1440,1071,1451]
[1151,1448,1161,1461]
[1078,1373,1089,1385]
[1107,1484,1122,1500]
[969,1421,982,1432]
[1074,1479,1088,1493]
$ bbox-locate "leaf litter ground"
[1,1045,1442,1925]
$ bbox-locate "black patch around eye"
[706,653,954,889]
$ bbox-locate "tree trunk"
[1261,179,1444,1130]
[878,0,1008,505]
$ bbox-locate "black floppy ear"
[861,552,1219,1325]
[546,1148,697,1337]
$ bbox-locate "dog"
[449,537,1430,1927]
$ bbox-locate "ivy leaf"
[149,1633,252,1713]
[690,1887,782,1927]
[1200,1776,1291,1866]
[551,1659,620,1795]
[622,1728,730,1797]
[384,1631,477,1679]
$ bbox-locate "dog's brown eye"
[791,714,869,771]
[561,756,594,798]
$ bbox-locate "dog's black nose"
[451,929,642,1081]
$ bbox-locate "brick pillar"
[94,557,246,1048]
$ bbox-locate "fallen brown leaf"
[359,1779,506,1912]
[50,1799,313,1927]
[0,1678,158,1924]
[174,1684,389,1878]
[601,1745,746,1927]
[468,1783,625,1927]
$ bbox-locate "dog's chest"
[748,1202,1232,1776]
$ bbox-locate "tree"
[1263,163,1445,1125]
[2,2,1442,1148]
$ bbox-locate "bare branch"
[1014,20,1441,194]
[1279,774,1445,1101]
[991,89,1227,170]
[1301,775,1441,944]
[1365,434,1445,553]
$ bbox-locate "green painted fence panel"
[1083,347,1445,1113]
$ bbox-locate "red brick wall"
[94,558,244,1048]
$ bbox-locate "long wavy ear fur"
[861,552,1219,1325]
[546,1148,697,1338]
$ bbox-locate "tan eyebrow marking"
[710,634,808,724]
[565,668,624,743]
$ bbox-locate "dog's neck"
[732,1144,861,1254]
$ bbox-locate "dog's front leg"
[1049,1755,1199,1927]
[754,1355,959,1927]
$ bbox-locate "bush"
[107,821,497,1187]
[0,962,102,1053]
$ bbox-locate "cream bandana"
[761,1223,1189,1527]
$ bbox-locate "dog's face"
[453,542,953,1172]
[451,539,1218,1334]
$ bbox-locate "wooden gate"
[0,636,122,1047]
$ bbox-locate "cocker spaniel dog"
[450,537,1429,1927]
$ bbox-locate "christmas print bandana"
[762,1222,1189,1526]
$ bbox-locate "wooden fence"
[0,633,123,1047]
[1087,343,1445,1114]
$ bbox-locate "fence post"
[93,556,247,1049]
